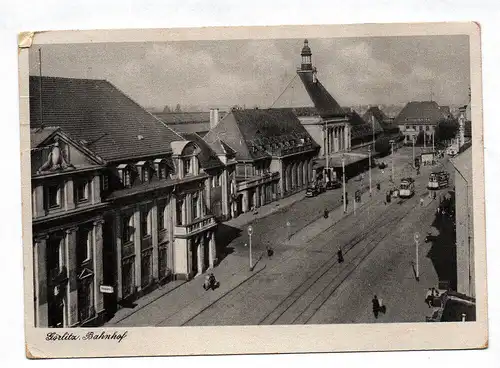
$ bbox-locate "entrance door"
[47,237,64,328]
[205,235,211,269]
[191,240,198,276]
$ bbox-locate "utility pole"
[325,120,329,183]
[390,140,395,183]
[342,155,346,213]
[412,135,415,169]
[371,115,375,150]
[414,232,420,281]
[368,146,372,195]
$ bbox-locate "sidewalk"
[106,250,267,327]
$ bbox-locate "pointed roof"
[204,108,319,161]
[393,101,445,126]
[297,71,346,119]
[29,76,184,162]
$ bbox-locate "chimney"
[210,108,219,129]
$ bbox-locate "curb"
[180,262,267,326]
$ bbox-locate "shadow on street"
[215,223,241,263]
[426,191,457,291]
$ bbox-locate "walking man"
[337,247,344,264]
[372,295,380,319]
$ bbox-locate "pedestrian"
[433,191,437,200]
[425,288,433,308]
[324,208,329,219]
[337,247,344,263]
[266,245,274,258]
[372,295,380,319]
[420,198,424,207]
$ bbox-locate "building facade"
[31,128,107,327]
[453,146,474,298]
[204,108,319,215]
[29,76,224,326]
[394,101,445,145]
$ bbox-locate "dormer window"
[154,158,168,180]
[117,164,132,188]
[136,161,151,183]
[183,158,192,176]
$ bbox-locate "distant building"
[394,101,445,145]
[343,107,383,149]
[154,109,227,137]
[452,147,474,298]
[204,108,319,214]
[30,76,219,327]
[362,105,400,139]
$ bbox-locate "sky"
[29,36,470,111]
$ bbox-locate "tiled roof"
[30,126,59,148]
[180,133,223,170]
[362,106,398,133]
[29,76,184,162]
[204,108,319,161]
[393,101,445,126]
[297,71,346,119]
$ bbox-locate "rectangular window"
[122,215,133,243]
[426,126,430,131]
[46,184,61,209]
[159,165,167,180]
[419,126,423,131]
[412,125,416,130]
[183,158,191,176]
[158,202,166,231]
[143,167,150,182]
[76,180,89,202]
[192,194,199,219]
[77,228,92,264]
[141,209,151,237]
[102,174,109,191]
[176,200,183,226]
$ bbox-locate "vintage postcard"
[19,22,487,358]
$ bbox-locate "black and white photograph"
[19,23,487,357]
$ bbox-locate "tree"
[435,118,459,143]
[175,104,182,112]
[374,136,391,155]
[163,105,172,113]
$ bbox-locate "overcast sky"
[29,36,470,111]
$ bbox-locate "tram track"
[257,196,419,325]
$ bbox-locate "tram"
[427,171,450,190]
[399,177,415,198]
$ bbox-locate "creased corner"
[26,343,44,359]
[18,32,35,49]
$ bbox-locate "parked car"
[378,162,387,169]
[305,186,319,197]
[325,180,341,190]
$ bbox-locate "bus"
[427,171,450,190]
[399,178,415,198]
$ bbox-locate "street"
[108,147,456,326]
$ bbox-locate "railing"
[174,215,216,237]
[141,236,152,252]
[122,241,135,259]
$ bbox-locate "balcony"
[174,215,217,238]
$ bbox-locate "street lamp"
[389,139,395,183]
[247,225,253,271]
[342,155,346,213]
[414,232,420,281]
[368,146,372,196]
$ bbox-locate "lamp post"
[247,226,253,271]
[325,121,329,183]
[412,135,416,169]
[414,232,420,281]
[389,139,395,183]
[371,115,375,150]
[342,155,346,213]
[368,146,372,195]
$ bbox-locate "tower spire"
[300,39,312,71]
